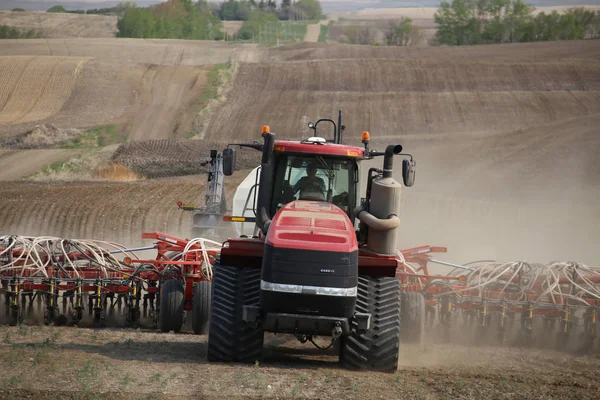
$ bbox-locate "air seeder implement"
[206,111,422,371]
[2,111,599,371]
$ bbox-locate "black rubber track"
[400,292,425,344]
[192,280,211,334]
[340,276,401,372]
[159,279,184,333]
[207,263,263,363]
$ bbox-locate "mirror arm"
[227,142,264,151]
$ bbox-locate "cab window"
[271,154,355,216]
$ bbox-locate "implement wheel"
[207,262,263,363]
[192,281,211,334]
[340,276,401,372]
[400,292,425,344]
[159,279,184,333]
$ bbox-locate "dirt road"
[0,149,78,181]
[304,20,330,42]
[0,326,598,399]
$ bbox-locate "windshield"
[271,154,356,216]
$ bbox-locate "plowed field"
[0,11,117,38]
[0,39,238,142]
[205,41,600,141]
[0,35,600,400]
[0,56,89,125]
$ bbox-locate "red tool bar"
[400,245,447,257]
[396,270,466,282]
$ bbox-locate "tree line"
[0,25,43,39]
[341,17,421,46]
[117,0,223,40]
[434,0,600,45]
[216,0,322,21]
[115,0,322,40]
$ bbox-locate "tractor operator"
[293,161,327,200]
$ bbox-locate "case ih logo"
[320,269,335,274]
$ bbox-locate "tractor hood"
[265,201,358,253]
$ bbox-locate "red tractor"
[207,111,418,372]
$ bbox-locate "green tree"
[384,18,420,46]
[11,8,26,12]
[296,0,322,20]
[342,26,376,45]
[237,9,278,39]
[47,5,67,13]
[219,0,252,20]
[434,0,479,45]
[505,0,535,43]
[434,0,594,45]
[117,0,223,40]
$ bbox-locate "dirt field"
[0,39,239,143]
[0,149,80,180]
[332,5,600,21]
[0,29,599,399]
[0,40,598,263]
[0,56,90,126]
[0,11,117,38]
[0,325,599,399]
[223,20,244,36]
[204,41,600,141]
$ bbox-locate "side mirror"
[223,148,236,176]
[402,159,416,187]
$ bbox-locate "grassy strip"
[0,25,43,39]
[187,63,235,138]
[318,21,334,43]
[232,20,317,47]
[29,125,126,179]
[63,125,124,149]
[196,64,231,107]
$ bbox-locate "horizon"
[2,0,599,13]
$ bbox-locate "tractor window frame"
[270,153,358,218]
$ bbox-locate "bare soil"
[0,11,117,38]
[0,39,242,144]
[304,20,330,43]
[0,149,80,181]
[0,34,599,400]
[0,325,599,399]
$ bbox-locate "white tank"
[232,167,261,237]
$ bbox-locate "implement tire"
[207,263,263,363]
[159,279,184,333]
[400,292,425,344]
[192,280,211,335]
[340,276,401,372]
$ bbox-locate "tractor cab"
[222,111,378,232]
[209,110,418,372]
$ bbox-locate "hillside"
[0,39,598,264]
[0,39,239,142]
[0,11,117,38]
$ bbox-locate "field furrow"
[23,57,90,124]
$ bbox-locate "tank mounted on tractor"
[207,110,418,372]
